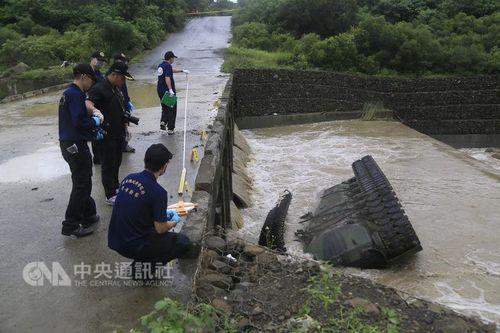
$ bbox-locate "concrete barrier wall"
[232,69,500,141]
[182,77,235,257]
[0,77,71,102]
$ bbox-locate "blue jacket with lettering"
[58,83,97,141]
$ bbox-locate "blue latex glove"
[95,130,104,141]
[128,101,134,112]
[166,209,181,223]
[92,116,101,126]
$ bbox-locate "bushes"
[99,20,145,59]
[318,33,361,71]
[0,29,96,68]
[229,0,500,76]
[273,0,359,37]
[233,22,273,51]
[233,0,359,37]
[0,0,199,75]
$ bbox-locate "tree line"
[230,0,499,76]
[0,0,217,75]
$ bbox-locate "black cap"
[145,143,173,166]
[113,52,128,62]
[108,62,134,80]
[73,64,97,81]
[91,51,106,62]
[164,51,178,60]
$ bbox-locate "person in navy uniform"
[113,52,135,154]
[89,51,107,164]
[108,144,191,277]
[90,51,106,82]
[156,51,189,134]
[59,64,103,237]
[87,62,134,205]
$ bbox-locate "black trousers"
[60,141,96,231]
[118,232,191,265]
[91,140,102,163]
[161,103,177,130]
[101,138,125,198]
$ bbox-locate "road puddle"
[0,144,69,183]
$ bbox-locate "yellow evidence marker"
[200,129,208,141]
[191,147,199,162]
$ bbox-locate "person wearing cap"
[108,143,191,278]
[87,62,135,205]
[113,52,135,154]
[89,51,107,164]
[157,51,190,134]
[59,64,102,238]
[90,51,106,82]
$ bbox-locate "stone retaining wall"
[182,78,233,256]
[0,82,70,103]
[0,78,70,102]
[232,69,500,143]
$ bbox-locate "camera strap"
[106,79,126,113]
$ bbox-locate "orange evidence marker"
[168,200,198,217]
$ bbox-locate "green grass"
[125,298,238,333]
[221,46,294,73]
[221,45,478,79]
[297,269,400,333]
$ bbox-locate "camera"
[123,111,140,125]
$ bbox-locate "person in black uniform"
[113,52,136,153]
[87,62,134,205]
[59,64,102,237]
[89,51,107,164]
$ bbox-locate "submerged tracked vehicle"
[296,156,422,268]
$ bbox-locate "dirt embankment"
[191,230,496,332]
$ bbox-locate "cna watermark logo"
[23,262,71,286]
[22,261,174,287]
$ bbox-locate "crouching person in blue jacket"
[59,64,104,237]
[108,143,191,280]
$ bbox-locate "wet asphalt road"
[0,16,231,332]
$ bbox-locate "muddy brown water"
[238,120,500,326]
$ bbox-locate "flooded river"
[238,120,500,325]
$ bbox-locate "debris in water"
[258,190,292,252]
